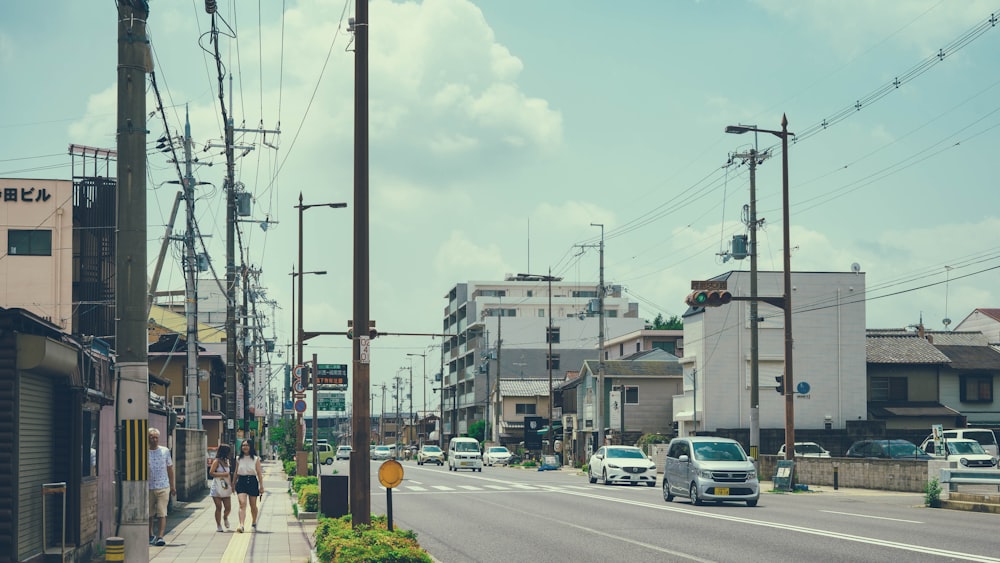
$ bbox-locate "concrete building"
[675,270,868,436]
[441,274,645,441]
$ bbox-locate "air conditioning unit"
[171,396,186,409]
[211,395,222,412]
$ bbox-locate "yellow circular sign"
[378,459,404,488]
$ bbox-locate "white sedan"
[483,446,512,466]
[588,446,657,487]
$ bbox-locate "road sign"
[293,379,306,393]
[294,399,307,413]
[796,381,811,395]
[316,364,348,387]
[691,280,727,291]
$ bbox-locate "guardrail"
[939,468,1000,491]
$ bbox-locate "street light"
[295,191,346,474]
[724,114,795,462]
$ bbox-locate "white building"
[442,274,645,440]
[675,270,868,435]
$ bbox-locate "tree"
[268,418,299,462]
[648,313,683,330]
[468,419,489,443]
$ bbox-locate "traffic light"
[346,320,378,339]
[684,289,733,307]
[775,374,784,395]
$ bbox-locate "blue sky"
[2,0,999,405]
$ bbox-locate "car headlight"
[699,469,714,480]
[991,457,998,466]
[747,469,756,479]
[960,458,969,467]
[607,463,621,469]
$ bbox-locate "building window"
[479,289,507,298]
[546,326,560,344]
[538,309,545,317]
[547,354,560,370]
[527,290,533,297]
[572,290,598,298]
[8,229,52,256]
[625,385,638,404]
[619,343,624,356]
[515,403,537,415]
[959,375,993,402]
[652,341,676,354]
[83,409,99,477]
[871,377,907,401]
[606,310,617,318]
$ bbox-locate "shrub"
[284,460,297,476]
[315,515,432,563]
[924,477,942,508]
[637,433,670,446]
[299,484,319,512]
[293,476,319,495]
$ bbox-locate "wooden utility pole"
[115,1,151,559]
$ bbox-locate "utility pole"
[407,352,426,442]
[591,223,605,447]
[183,107,202,430]
[547,269,554,455]
[115,1,151,559]
[438,347,445,447]
[494,296,502,445]
[349,0,372,527]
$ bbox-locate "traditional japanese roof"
[499,378,554,397]
[866,333,951,364]
[935,345,1000,370]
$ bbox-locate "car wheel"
[325,458,333,465]
[588,468,597,484]
[602,469,610,486]
[689,482,702,506]
[746,498,758,507]
[418,460,423,465]
[662,478,674,502]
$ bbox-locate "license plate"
[715,487,729,496]
[460,461,470,466]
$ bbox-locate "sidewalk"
[149,460,317,563]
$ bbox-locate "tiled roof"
[866,334,951,364]
[935,345,1000,370]
[620,349,679,361]
[499,378,555,397]
[602,360,683,377]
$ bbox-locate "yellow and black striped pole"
[119,419,148,481]
[105,536,124,561]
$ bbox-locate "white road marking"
[820,510,924,524]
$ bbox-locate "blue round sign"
[294,399,307,413]
[796,381,810,395]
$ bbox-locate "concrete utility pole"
[349,0,373,527]
[115,1,151,559]
[183,108,202,430]
[591,223,606,447]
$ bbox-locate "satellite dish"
[851,262,861,274]
[942,318,951,328]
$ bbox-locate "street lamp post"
[724,114,795,461]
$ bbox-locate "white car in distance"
[588,446,657,487]
[776,442,831,458]
[483,446,512,466]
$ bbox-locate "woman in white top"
[234,439,265,533]
[209,444,233,532]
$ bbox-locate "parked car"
[844,439,932,460]
[371,445,394,461]
[588,445,657,487]
[335,445,353,460]
[775,442,831,458]
[922,429,999,457]
[919,438,998,468]
[316,443,336,465]
[417,444,445,465]
[662,436,759,507]
[483,446,512,466]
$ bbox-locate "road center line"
[820,510,924,524]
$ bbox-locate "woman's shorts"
[235,475,260,496]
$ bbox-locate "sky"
[2,0,999,414]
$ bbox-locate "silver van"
[662,436,759,507]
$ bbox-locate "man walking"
[148,427,175,546]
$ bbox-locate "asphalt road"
[337,459,1000,563]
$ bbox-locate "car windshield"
[338,446,351,451]
[606,448,645,459]
[947,441,986,455]
[488,447,509,454]
[888,442,923,457]
[796,444,825,454]
[692,442,747,462]
[422,446,441,453]
[454,442,479,452]
[375,446,390,451]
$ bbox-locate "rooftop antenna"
[942,265,952,329]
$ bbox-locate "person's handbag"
[213,475,232,497]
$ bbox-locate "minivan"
[448,437,483,472]
[923,429,999,457]
[662,436,759,507]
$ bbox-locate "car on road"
[844,439,932,460]
[316,443,336,465]
[662,436,759,507]
[448,437,483,472]
[919,438,998,468]
[588,445,657,487]
[371,445,394,461]
[417,444,445,465]
[335,445,353,460]
[776,442,831,458]
[483,446,512,466]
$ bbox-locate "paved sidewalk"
[149,460,317,563]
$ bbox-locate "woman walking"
[209,444,234,532]
[234,439,265,532]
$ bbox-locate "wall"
[175,428,207,501]
[757,456,929,492]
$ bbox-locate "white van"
[448,437,483,472]
[924,429,999,457]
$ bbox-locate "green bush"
[637,433,670,446]
[293,476,319,495]
[924,477,942,508]
[315,515,431,563]
[284,460,297,476]
[299,484,319,512]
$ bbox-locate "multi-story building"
[441,274,645,441]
